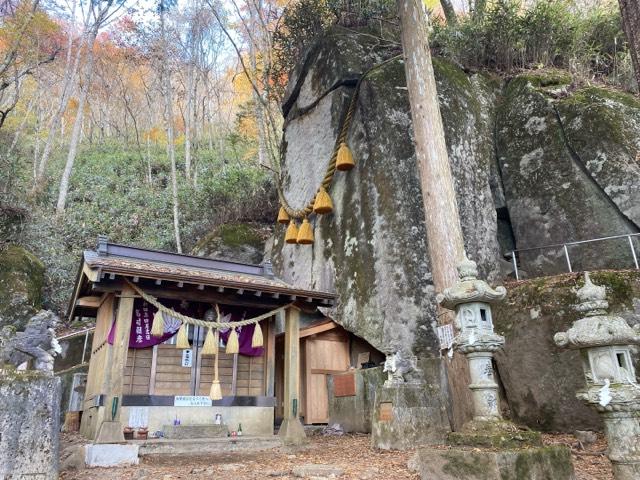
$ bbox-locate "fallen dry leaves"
[60,432,613,479]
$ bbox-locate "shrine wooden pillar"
[278,305,306,444]
[95,285,135,443]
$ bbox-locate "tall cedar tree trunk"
[397,0,472,430]
[618,0,640,91]
[55,30,97,213]
[161,7,183,253]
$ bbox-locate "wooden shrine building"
[67,236,334,444]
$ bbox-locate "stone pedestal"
[602,411,640,480]
[0,372,61,479]
[412,445,575,480]
[371,382,449,450]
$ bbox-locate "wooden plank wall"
[84,294,114,406]
[121,340,267,397]
[122,347,153,394]
[153,344,192,395]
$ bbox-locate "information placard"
[173,396,213,407]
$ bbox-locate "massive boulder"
[191,223,271,265]
[0,245,45,331]
[272,27,502,356]
[496,74,640,276]
[492,270,640,432]
[272,26,640,358]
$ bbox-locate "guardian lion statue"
[0,310,61,373]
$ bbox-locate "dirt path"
[60,433,612,479]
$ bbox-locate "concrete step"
[133,435,283,456]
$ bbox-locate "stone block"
[0,372,61,480]
[412,445,575,480]
[328,367,385,433]
[292,464,344,477]
[85,444,139,467]
[162,424,228,439]
[371,382,450,450]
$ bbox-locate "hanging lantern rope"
[125,280,291,330]
[276,54,402,220]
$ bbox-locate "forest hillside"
[0,0,637,329]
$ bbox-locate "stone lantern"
[437,255,507,422]
[554,273,640,480]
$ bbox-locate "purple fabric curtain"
[107,299,264,356]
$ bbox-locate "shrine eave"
[66,236,335,321]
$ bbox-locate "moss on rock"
[0,245,45,330]
[192,223,270,265]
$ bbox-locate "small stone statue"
[0,310,61,373]
[383,349,421,386]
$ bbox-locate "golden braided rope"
[126,280,291,329]
[277,55,401,220]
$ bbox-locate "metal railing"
[56,327,95,365]
[510,233,640,281]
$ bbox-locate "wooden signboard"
[378,402,393,422]
[333,372,356,397]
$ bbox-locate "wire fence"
[510,233,640,280]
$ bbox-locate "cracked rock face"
[271,28,640,355]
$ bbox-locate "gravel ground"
[60,432,612,479]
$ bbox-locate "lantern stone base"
[410,444,574,480]
[447,419,542,450]
[371,382,450,450]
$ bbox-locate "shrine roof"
[67,236,335,321]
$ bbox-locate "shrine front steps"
[133,435,283,457]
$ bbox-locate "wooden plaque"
[333,372,356,397]
[378,402,393,422]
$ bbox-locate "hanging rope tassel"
[201,327,218,355]
[226,327,239,354]
[176,323,191,349]
[297,218,314,245]
[252,322,263,348]
[209,349,222,401]
[151,309,165,337]
[336,142,355,171]
[277,206,290,224]
[313,187,333,214]
[285,220,299,244]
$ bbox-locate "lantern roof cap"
[437,254,507,310]
[554,273,640,349]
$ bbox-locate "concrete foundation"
[328,367,385,433]
[135,436,283,456]
[412,445,575,480]
[163,424,228,439]
[95,420,125,444]
[371,382,449,450]
[85,444,139,467]
[279,417,307,445]
[121,406,274,437]
[0,372,61,480]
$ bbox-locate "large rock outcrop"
[0,245,45,331]
[272,26,640,359]
[493,270,640,432]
